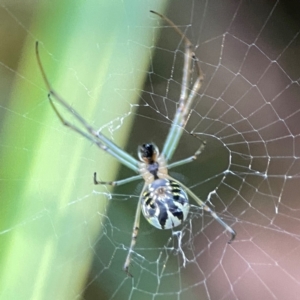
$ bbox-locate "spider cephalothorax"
[36,10,236,278]
[138,143,159,164]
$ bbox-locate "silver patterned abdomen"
[141,179,189,229]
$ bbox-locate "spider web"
[1,0,300,299]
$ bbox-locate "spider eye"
[143,143,154,157]
[138,143,159,162]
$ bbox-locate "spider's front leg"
[150,11,204,162]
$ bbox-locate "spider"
[36,10,236,277]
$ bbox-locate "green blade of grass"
[0,1,169,298]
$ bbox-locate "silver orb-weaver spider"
[36,10,236,277]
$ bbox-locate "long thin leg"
[94,172,142,186]
[150,11,204,162]
[48,94,139,172]
[167,140,206,170]
[123,184,146,277]
[36,41,140,173]
[163,59,203,163]
[166,175,236,243]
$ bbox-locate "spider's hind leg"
[122,184,145,277]
[166,175,236,243]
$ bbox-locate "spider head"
[138,143,159,164]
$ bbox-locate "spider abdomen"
[141,179,189,230]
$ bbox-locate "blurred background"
[1,0,300,299]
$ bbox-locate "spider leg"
[163,67,203,162]
[36,41,140,173]
[167,140,206,170]
[47,94,138,172]
[123,184,146,277]
[166,175,236,243]
[94,172,142,186]
[150,11,204,162]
